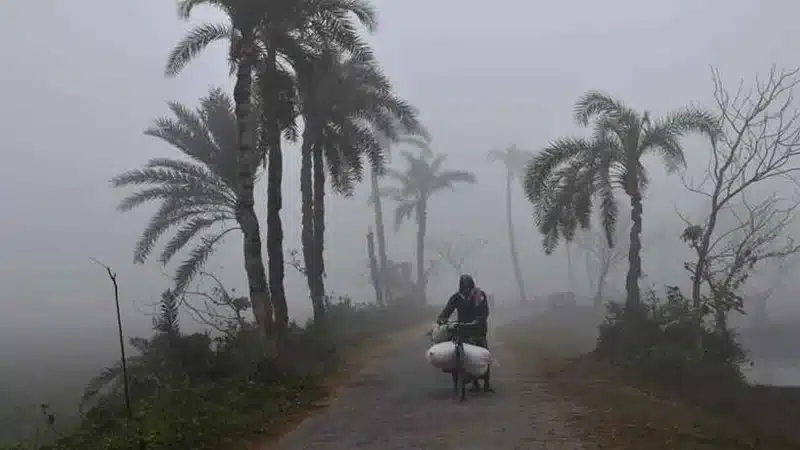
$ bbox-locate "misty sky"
[2,0,800,353]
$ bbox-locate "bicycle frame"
[446,321,479,401]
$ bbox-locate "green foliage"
[4,297,433,450]
[299,46,427,195]
[382,150,477,230]
[110,88,247,291]
[487,144,533,179]
[524,91,719,254]
[595,286,747,391]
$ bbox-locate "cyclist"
[436,274,494,393]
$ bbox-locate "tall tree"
[253,0,381,334]
[111,89,257,296]
[382,150,477,303]
[487,144,533,305]
[368,135,431,304]
[166,0,273,334]
[524,91,717,312]
[298,46,425,319]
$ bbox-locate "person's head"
[458,274,475,295]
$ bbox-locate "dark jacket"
[437,287,489,337]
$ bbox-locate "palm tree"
[298,46,425,319]
[111,89,259,296]
[488,144,533,306]
[524,91,717,312]
[166,0,272,334]
[382,150,477,303]
[167,0,379,338]
[254,0,380,335]
[368,135,431,304]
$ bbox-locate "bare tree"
[180,271,250,337]
[88,258,132,419]
[683,193,800,332]
[574,215,630,307]
[746,252,800,328]
[681,65,800,330]
[428,235,489,276]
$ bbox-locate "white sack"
[462,343,492,377]
[426,341,457,370]
[425,341,493,377]
[428,323,451,344]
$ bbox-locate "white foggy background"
[2,0,800,378]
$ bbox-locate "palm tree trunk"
[232,43,273,336]
[416,200,428,304]
[370,167,390,304]
[367,228,384,306]
[626,191,644,313]
[263,42,288,338]
[300,121,324,323]
[310,143,327,316]
[565,243,575,293]
[505,172,527,305]
[594,257,611,309]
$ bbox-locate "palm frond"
[640,107,719,172]
[573,91,631,126]
[166,22,233,77]
[393,200,416,231]
[430,170,477,192]
[131,200,205,264]
[173,227,238,293]
[488,144,533,178]
[523,137,594,204]
[159,216,230,265]
[80,356,143,407]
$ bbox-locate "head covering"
[458,274,476,296]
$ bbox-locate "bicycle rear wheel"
[458,368,467,401]
[454,345,467,401]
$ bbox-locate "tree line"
[524,67,800,373]
[110,0,490,360]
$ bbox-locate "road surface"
[266,314,589,450]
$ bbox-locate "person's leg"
[476,336,495,392]
[466,336,482,392]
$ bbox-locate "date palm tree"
[488,144,533,306]
[524,91,717,311]
[298,46,425,320]
[165,0,272,334]
[255,0,380,335]
[167,0,380,338]
[111,89,258,295]
[382,150,477,303]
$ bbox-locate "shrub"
[4,297,433,450]
[595,286,747,391]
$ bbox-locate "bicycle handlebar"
[444,320,479,328]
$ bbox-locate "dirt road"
[268,316,589,450]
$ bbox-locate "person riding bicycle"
[436,274,494,393]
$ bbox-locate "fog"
[3,0,800,424]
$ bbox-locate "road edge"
[250,321,433,450]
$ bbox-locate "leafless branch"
[88,257,132,418]
[178,270,249,336]
[681,66,800,313]
[286,249,307,275]
[428,236,489,274]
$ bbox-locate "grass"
[3,303,437,450]
[499,307,800,450]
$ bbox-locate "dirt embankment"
[499,307,800,450]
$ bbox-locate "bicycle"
[443,320,480,401]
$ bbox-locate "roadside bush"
[4,296,434,450]
[595,286,747,391]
